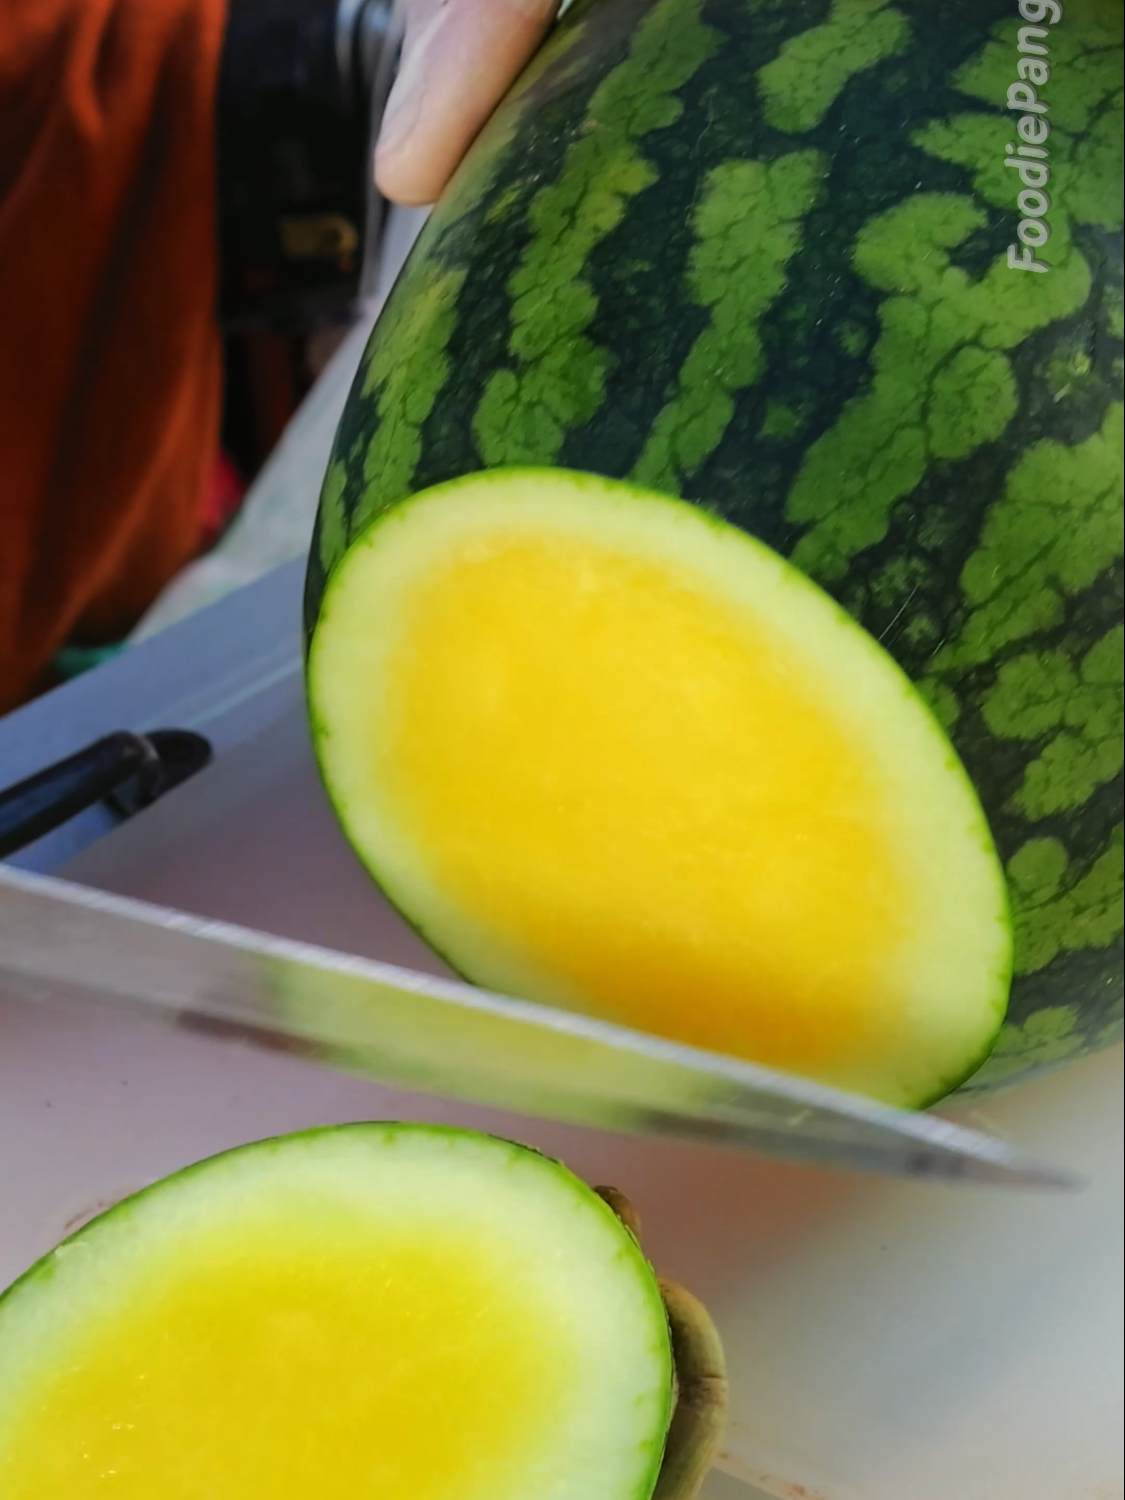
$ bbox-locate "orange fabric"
[0,0,227,713]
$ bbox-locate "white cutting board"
[2,683,1120,1500]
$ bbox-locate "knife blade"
[0,862,1080,1189]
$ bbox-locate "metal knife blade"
[0,863,1080,1189]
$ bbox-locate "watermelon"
[305,0,1124,1100]
[0,1125,726,1500]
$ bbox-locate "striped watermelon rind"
[306,0,1124,1094]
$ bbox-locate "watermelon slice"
[0,1124,722,1499]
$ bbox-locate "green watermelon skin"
[306,0,1124,1095]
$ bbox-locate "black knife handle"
[0,730,211,860]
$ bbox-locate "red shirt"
[0,0,226,712]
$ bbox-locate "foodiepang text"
[1005,0,1062,272]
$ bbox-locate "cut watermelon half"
[0,1124,698,1500]
[307,468,1012,1108]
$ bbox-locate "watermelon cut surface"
[306,0,1124,1094]
[309,468,1011,1109]
[0,1126,679,1500]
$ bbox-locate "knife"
[0,862,1080,1190]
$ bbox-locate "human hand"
[596,1187,728,1499]
[374,0,561,206]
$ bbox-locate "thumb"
[375,0,560,207]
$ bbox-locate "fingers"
[595,1184,644,1242]
[596,1184,728,1497]
[375,0,560,206]
[652,1279,729,1500]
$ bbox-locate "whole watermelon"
[306,0,1123,1096]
